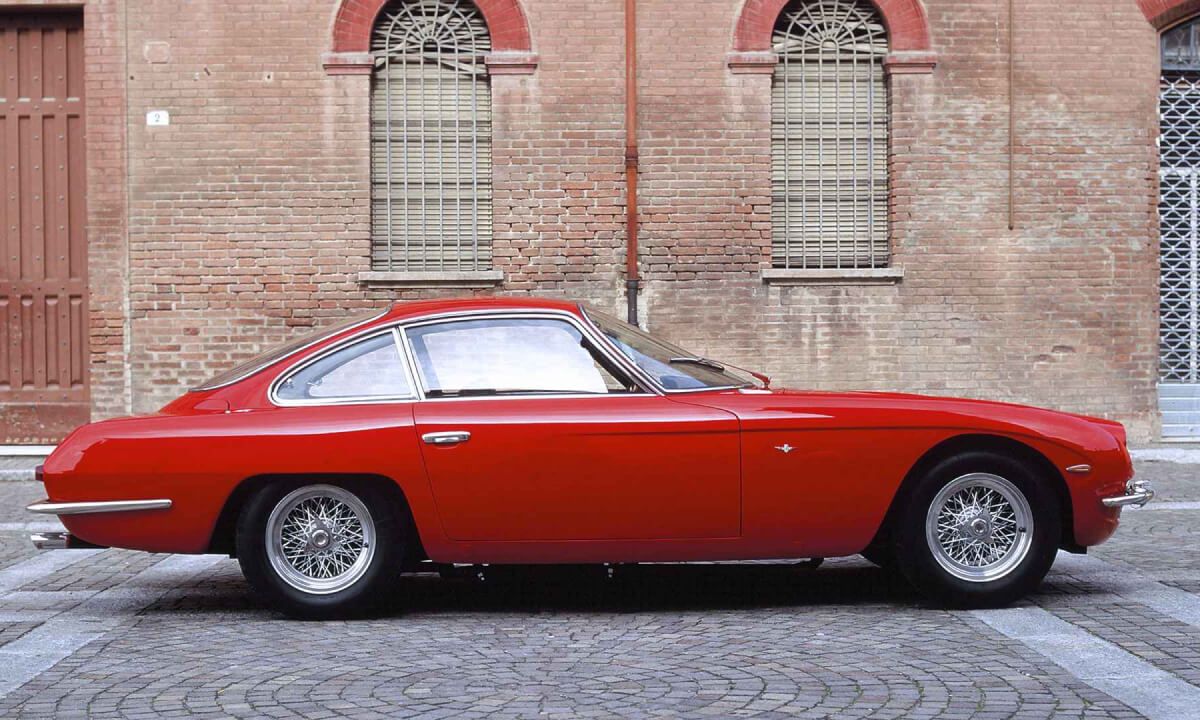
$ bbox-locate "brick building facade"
[0,0,1193,443]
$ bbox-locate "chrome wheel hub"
[925,473,1033,583]
[310,527,331,549]
[266,485,376,595]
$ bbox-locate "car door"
[405,314,741,542]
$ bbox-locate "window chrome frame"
[265,308,662,407]
[577,306,751,395]
[268,327,420,407]
[398,310,658,401]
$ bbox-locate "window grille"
[1160,71,1200,383]
[1164,18,1200,72]
[371,0,492,271]
[771,0,889,269]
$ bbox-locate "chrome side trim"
[1065,464,1092,474]
[26,498,173,515]
[1101,479,1155,508]
[30,531,68,549]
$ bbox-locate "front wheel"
[236,481,403,619]
[894,452,1060,608]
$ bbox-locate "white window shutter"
[772,0,889,269]
[371,0,492,272]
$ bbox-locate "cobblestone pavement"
[0,460,1195,718]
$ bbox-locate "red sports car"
[28,298,1153,617]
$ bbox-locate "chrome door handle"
[422,431,471,445]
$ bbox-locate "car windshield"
[582,306,760,391]
[192,309,388,391]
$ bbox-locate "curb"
[1131,448,1200,465]
[0,445,55,457]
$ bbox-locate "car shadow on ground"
[151,558,1117,618]
[388,562,924,615]
[156,561,929,617]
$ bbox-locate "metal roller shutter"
[771,0,888,269]
[370,0,491,272]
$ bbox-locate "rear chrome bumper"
[26,498,172,515]
[30,531,106,551]
[31,531,68,550]
[1101,479,1155,508]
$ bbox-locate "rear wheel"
[236,481,403,619]
[894,452,1059,608]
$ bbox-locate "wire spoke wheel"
[266,485,377,595]
[924,473,1033,583]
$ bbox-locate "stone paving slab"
[0,482,49,525]
[1047,601,1200,686]
[0,623,39,650]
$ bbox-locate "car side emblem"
[775,444,794,454]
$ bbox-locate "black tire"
[894,451,1059,609]
[236,479,405,619]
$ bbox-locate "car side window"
[275,331,413,402]
[405,318,638,397]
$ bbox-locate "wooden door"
[0,12,87,443]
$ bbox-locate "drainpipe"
[624,0,640,325]
[1008,0,1016,231]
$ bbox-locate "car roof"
[380,296,583,323]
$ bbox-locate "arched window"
[771,0,889,269]
[371,0,492,272]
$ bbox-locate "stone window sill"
[358,270,504,288]
[761,267,903,285]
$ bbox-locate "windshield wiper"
[669,356,726,371]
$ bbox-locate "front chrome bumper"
[26,498,172,515]
[1101,479,1155,508]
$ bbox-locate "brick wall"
[121,0,376,411]
[65,0,1164,439]
[644,0,1160,441]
